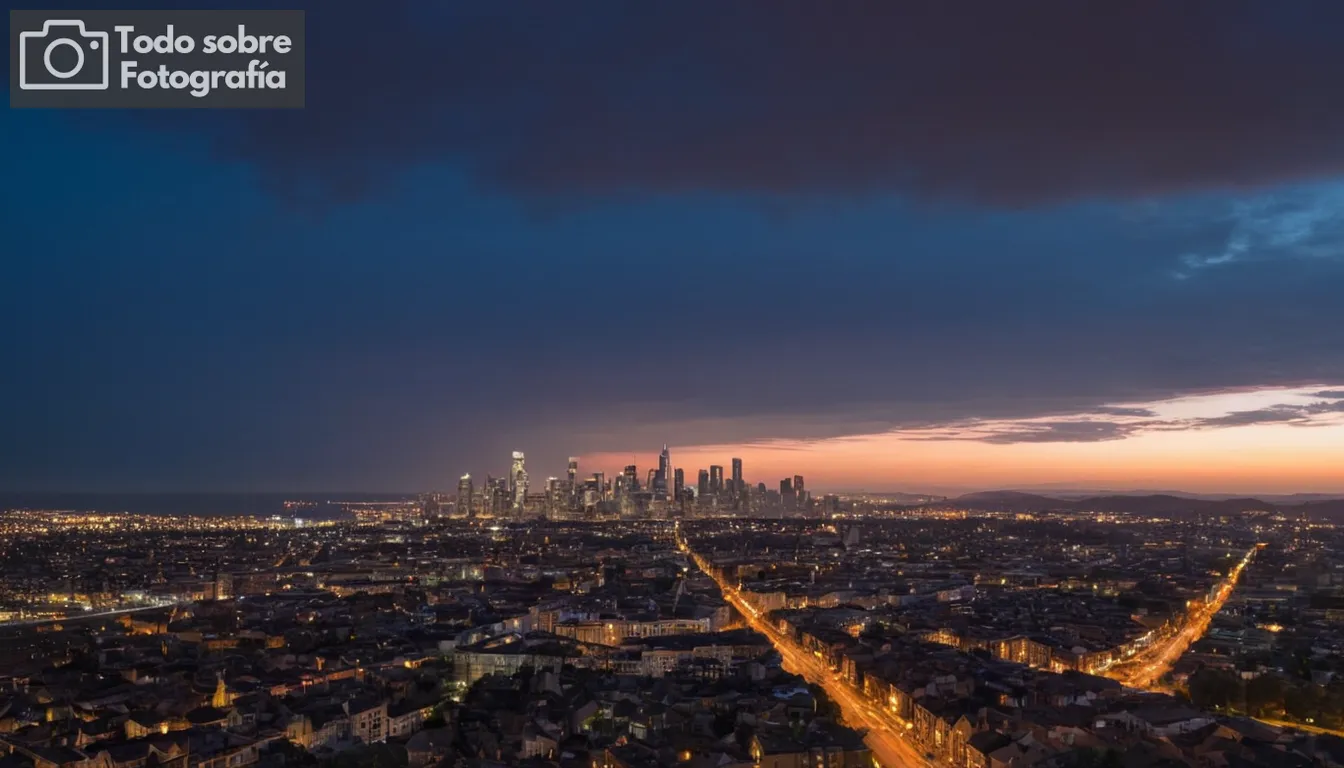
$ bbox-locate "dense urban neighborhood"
[0,489,1342,768]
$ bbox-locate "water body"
[0,492,410,520]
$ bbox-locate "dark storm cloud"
[35,0,1344,204]
[7,3,1344,490]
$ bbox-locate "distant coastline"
[0,492,409,519]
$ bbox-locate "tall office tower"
[794,475,806,510]
[709,465,724,494]
[823,494,840,516]
[623,464,639,492]
[654,444,672,500]
[592,473,605,499]
[420,493,442,519]
[457,474,474,517]
[567,457,579,488]
[731,458,743,494]
[697,469,710,498]
[757,482,767,495]
[510,451,528,516]
[781,478,796,510]
[673,468,685,501]
[545,477,563,517]
[652,470,665,499]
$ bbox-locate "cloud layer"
[52,0,1344,205]
[5,3,1344,490]
[902,388,1344,445]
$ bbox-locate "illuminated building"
[823,494,840,516]
[457,474,474,518]
[697,469,710,498]
[510,451,528,517]
[673,468,684,501]
[731,458,743,495]
[709,465,723,494]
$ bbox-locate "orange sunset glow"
[584,386,1344,494]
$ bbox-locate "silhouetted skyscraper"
[655,444,672,500]
[709,465,724,494]
[568,457,579,487]
[781,477,796,510]
[673,468,684,501]
[731,458,743,494]
[697,469,710,497]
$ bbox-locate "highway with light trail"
[677,526,930,768]
[1106,546,1258,690]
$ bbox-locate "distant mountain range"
[938,490,1344,519]
[1009,489,1344,503]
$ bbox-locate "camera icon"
[18,20,110,90]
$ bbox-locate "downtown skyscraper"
[457,473,473,518]
[655,444,672,501]
[510,451,528,516]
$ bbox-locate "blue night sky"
[4,2,1344,493]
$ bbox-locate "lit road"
[1255,718,1344,738]
[0,601,183,628]
[677,529,929,768]
[1107,546,1257,690]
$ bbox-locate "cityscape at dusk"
[4,3,1344,768]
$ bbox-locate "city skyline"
[446,383,1344,500]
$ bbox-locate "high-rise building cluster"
[439,446,814,520]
